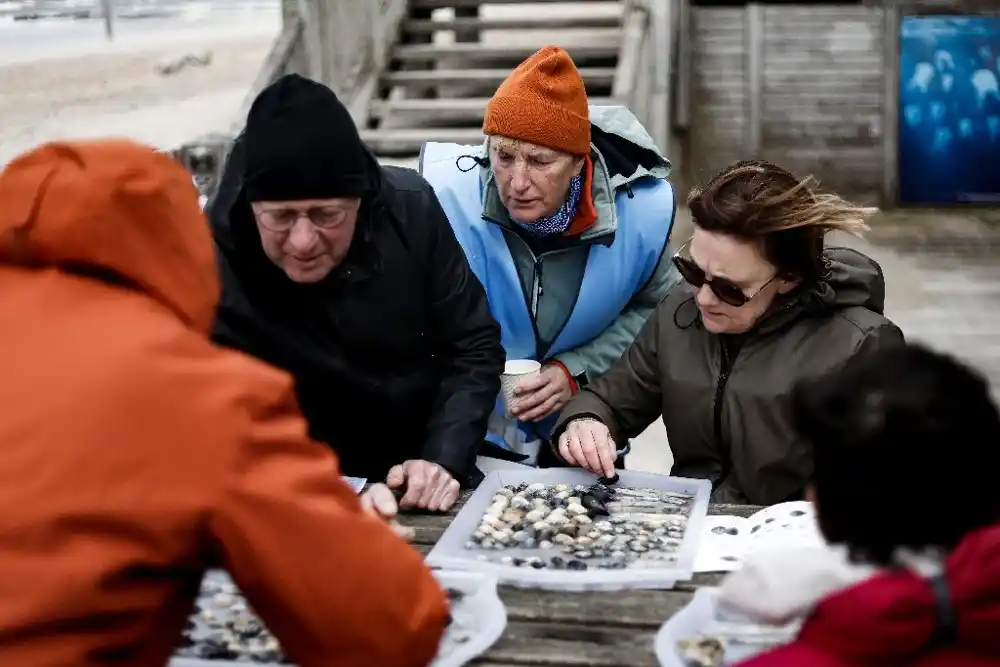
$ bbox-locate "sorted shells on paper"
[465,482,694,571]
[677,636,726,667]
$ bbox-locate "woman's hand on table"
[360,483,415,541]
[557,417,617,478]
[511,364,574,422]
[386,459,461,512]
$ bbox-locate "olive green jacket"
[553,247,905,505]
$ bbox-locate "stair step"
[362,128,486,155]
[412,0,618,7]
[382,67,617,88]
[371,96,618,121]
[394,40,620,63]
[403,15,621,34]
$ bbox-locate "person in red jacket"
[0,140,449,667]
[719,343,1000,667]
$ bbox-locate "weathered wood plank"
[764,150,884,175]
[691,52,746,65]
[692,8,745,26]
[412,0,614,6]
[402,16,621,34]
[689,41,746,54]
[763,77,883,91]
[761,54,882,65]
[690,4,746,184]
[481,621,658,667]
[762,7,881,20]
[383,68,616,88]
[762,126,880,147]
[498,588,691,627]
[393,41,620,64]
[764,96,882,112]
[687,110,744,123]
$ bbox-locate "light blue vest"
[420,142,674,455]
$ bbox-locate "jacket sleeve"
[855,322,905,354]
[551,306,665,451]
[415,185,505,482]
[554,242,681,384]
[211,376,449,667]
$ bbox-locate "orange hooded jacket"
[0,140,449,666]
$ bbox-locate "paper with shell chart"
[343,477,368,493]
[693,501,824,572]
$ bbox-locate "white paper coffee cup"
[501,359,541,418]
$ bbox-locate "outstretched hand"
[386,459,461,512]
[359,483,414,540]
[557,417,617,478]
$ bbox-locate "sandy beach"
[0,7,278,165]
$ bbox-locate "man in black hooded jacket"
[207,74,504,511]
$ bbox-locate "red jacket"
[738,524,1000,667]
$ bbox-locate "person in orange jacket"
[0,139,449,667]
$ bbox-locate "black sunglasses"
[672,240,776,308]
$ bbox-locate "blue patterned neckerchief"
[510,173,583,237]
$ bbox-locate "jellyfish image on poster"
[898,16,1000,204]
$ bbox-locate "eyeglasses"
[672,239,776,308]
[254,205,353,232]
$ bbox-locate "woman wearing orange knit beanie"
[420,46,680,468]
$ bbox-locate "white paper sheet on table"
[693,501,824,573]
[343,477,367,493]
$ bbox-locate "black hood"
[812,246,887,314]
[754,246,889,335]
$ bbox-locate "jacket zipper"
[483,216,574,319]
[712,339,743,491]
[530,260,543,317]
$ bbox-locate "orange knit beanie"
[482,46,591,156]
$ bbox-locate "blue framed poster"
[899,16,1000,204]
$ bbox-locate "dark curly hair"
[792,343,1000,566]
[688,160,876,286]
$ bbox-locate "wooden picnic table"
[398,491,763,667]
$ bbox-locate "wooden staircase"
[360,0,626,159]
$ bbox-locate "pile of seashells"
[174,575,469,664]
[175,576,287,663]
[466,482,694,571]
[677,636,726,667]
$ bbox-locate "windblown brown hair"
[687,160,876,285]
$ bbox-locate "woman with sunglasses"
[552,160,904,505]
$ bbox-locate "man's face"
[250,197,361,283]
